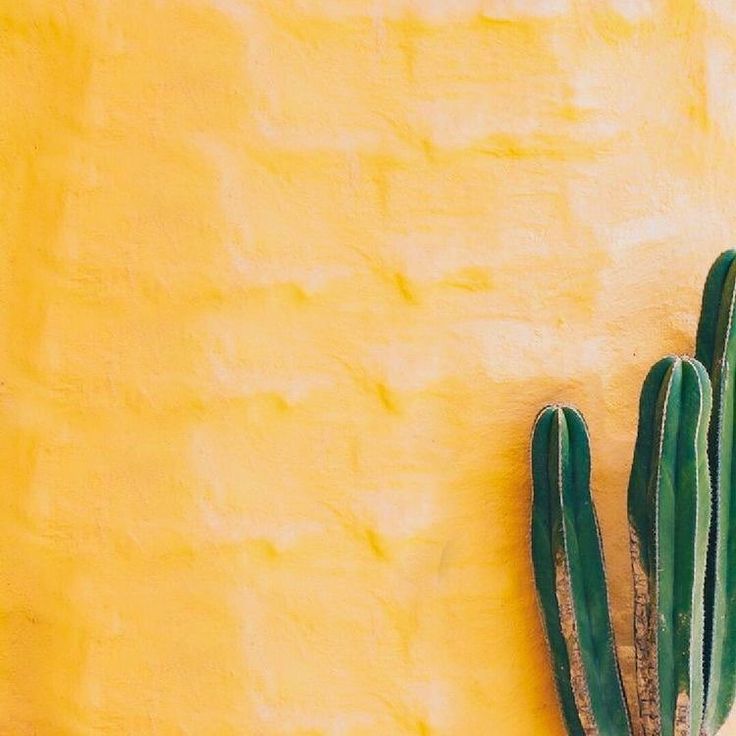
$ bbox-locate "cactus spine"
[696,250,736,735]
[627,356,712,736]
[531,405,632,736]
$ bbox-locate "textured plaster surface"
[2,0,736,734]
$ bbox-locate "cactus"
[627,356,712,736]
[531,404,632,736]
[527,253,736,736]
[696,249,736,735]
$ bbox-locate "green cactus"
[696,249,736,735]
[527,254,736,735]
[627,356,712,736]
[531,404,632,736]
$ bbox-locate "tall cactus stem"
[627,356,712,736]
[696,249,736,735]
[531,404,632,736]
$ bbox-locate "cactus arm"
[627,357,712,736]
[532,406,584,735]
[695,251,736,375]
[696,249,736,735]
[531,405,632,735]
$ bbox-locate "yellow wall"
[2,0,736,733]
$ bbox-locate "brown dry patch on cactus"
[674,691,690,736]
[555,549,599,736]
[630,529,660,736]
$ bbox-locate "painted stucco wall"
[2,1,736,733]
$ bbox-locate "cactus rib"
[627,356,712,736]
[531,405,632,736]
